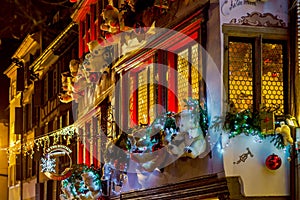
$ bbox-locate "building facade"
[3,0,300,199]
[4,17,78,200]
[65,0,298,199]
[4,33,41,200]
[0,112,9,200]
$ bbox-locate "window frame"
[128,62,157,126]
[222,24,290,114]
[174,43,202,112]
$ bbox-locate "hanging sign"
[41,145,73,180]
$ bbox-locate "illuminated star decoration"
[41,155,56,173]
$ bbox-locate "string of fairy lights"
[1,125,77,159]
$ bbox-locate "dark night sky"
[0,0,74,115]
[0,39,20,115]
[0,2,19,115]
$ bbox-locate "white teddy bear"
[168,110,206,159]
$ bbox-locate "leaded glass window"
[177,49,189,111]
[191,44,200,100]
[138,69,148,124]
[228,39,286,114]
[262,43,284,114]
[177,44,200,111]
[228,41,253,111]
[127,63,156,126]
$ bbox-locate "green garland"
[184,97,208,136]
[213,107,292,149]
[125,97,289,150]
[62,164,89,197]
[61,164,104,198]
[224,109,261,138]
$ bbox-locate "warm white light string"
[1,125,77,158]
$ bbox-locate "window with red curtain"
[78,1,103,58]
[127,47,203,125]
[126,45,203,127]
[128,62,157,127]
[85,13,91,53]
[122,18,205,128]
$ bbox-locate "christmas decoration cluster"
[59,164,106,200]
[104,97,208,173]
[212,102,296,149]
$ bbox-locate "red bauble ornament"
[265,154,282,170]
[69,0,77,3]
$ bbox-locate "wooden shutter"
[34,80,42,106]
[14,108,23,134]
[16,67,24,91]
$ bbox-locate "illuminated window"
[228,38,286,114]
[262,43,284,115]
[129,64,156,126]
[148,66,156,123]
[228,41,253,111]
[138,69,148,124]
[177,49,189,111]
[177,44,200,111]
[191,44,200,100]
[137,65,156,125]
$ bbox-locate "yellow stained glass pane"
[149,64,155,124]
[262,43,284,114]
[107,106,113,138]
[228,41,253,111]
[138,69,148,124]
[191,44,199,100]
[177,49,189,111]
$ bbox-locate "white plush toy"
[127,125,171,172]
[167,130,186,156]
[275,123,293,146]
[184,127,206,159]
[131,149,168,172]
[168,110,206,158]
[81,171,102,200]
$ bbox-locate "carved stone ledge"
[230,12,286,28]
